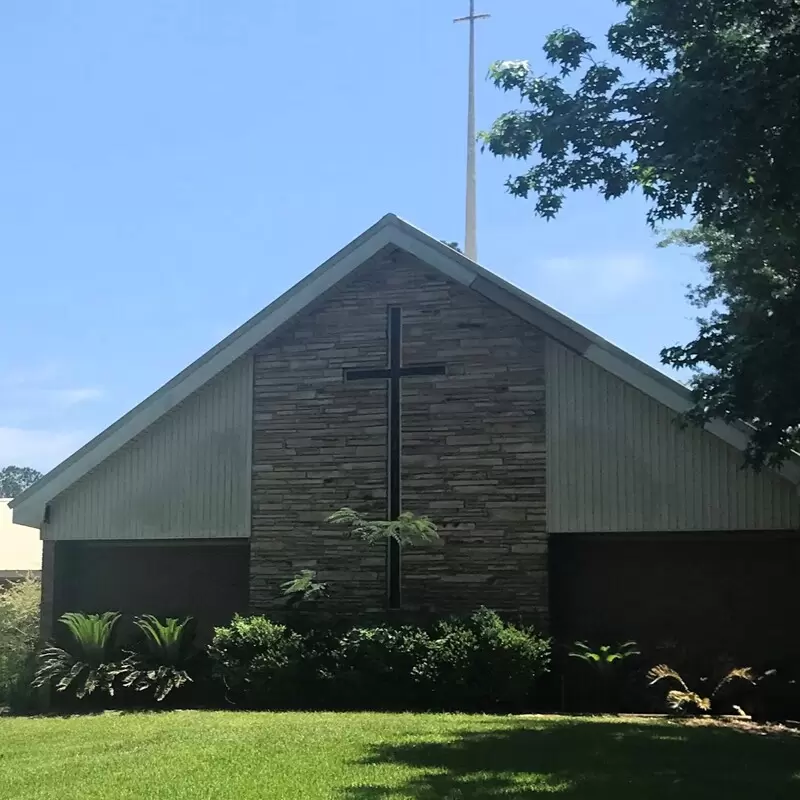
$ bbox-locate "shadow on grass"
[343,718,800,799]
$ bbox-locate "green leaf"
[327,508,439,547]
[483,1,800,467]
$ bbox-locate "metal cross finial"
[454,1,490,263]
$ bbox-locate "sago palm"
[118,615,196,702]
[33,611,122,699]
[647,663,755,714]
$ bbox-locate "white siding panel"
[546,340,800,532]
[46,356,253,540]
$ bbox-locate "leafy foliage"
[117,616,196,702]
[658,226,800,468]
[208,615,305,708]
[483,2,800,230]
[0,466,42,498]
[333,624,434,709]
[428,608,552,711]
[281,570,328,608]
[569,641,640,670]
[647,663,756,714]
[0,576,40,711]
[567,641,640,712]
[208,609,550,712]
[326,508,439,547]
[33,612,121,699]
[482,0,800,468]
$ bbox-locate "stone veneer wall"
[250,247,547,622]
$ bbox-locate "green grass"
[1,712,799,799]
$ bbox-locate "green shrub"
[208,615,304,708]
[33,612,121,700]
[429,608,551,711]
[207,609,551,712]
[329,610,550,711]
[332,624,435,709]
[0,576,41,712]
[118,616,197,702]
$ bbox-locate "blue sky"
[0,0,702,471]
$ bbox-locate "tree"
[482,0,800,468]
[0,466,43,498]
[326,508,439,546]
[657,227,800,469]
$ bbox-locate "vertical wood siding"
[546,339,800,532]
[46,357,253,540]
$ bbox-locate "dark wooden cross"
[345,306,446,609]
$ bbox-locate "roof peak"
[12,213,798,526]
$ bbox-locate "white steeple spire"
[454,1,490,262]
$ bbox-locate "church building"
[11,214,800,661]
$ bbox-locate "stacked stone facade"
[250,247,547,623]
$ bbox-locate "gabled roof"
[11,213,799,527]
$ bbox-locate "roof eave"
[12,212,800,528]
[11,213,404,524]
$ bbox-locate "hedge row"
[209,608,551,712]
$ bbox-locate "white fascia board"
[388,225,477,286]
[12,220,400,527]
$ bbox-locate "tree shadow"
[342,717,800,799]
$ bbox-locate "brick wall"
[251,247,547,623]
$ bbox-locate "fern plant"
[647,663,756,714]
[327,508,439,546]
[33,611,122,699]
[281,570,328,608]
[117,615,196,702]
[568,640,640,711]
[569,641,640,672]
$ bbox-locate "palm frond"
[666,689,711,712]
[33,614,123,700]
[712,666,756,697]
[568,641,595,663]
[58,612,120,664]
[119,655,192,702]
[648,662,748,714]
[32,646,73,688]
[647,664,690,692]
[56,660,86,693]
[115,615,197,701]
[133,615,191,664]
[570,640,640,666]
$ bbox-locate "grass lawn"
[1,712,799,799]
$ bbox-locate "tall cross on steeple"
[454,1,490,262]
